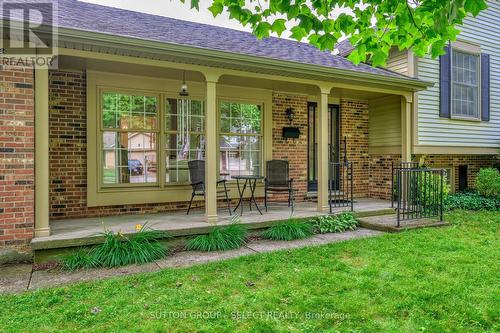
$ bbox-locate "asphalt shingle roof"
[9,0,414,80]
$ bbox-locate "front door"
[307,102,339,192]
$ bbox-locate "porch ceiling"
[57,55,394,100]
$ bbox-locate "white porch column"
[401,95,412,162]
[317,86,331,213]
[34,68,50,237]
[204,72,220,223]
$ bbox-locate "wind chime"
[177,71,191,160]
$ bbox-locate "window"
[101,92,206,186]
[165,98,205,183]
[102,92,159,185]
[451,50,480,119]
[219,101,262,180]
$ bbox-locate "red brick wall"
[0,65,35,248]
[367,154,497,200]
[369,154,401,200]
[339,99,370,198]
[271,93,308,200]
[420,154,496,192]
[48,70,207,220]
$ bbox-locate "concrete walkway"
[1,228,382,294]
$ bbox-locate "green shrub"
[93,228,167,268]
[60,224,168,270]
[186,222,247,252]
[61,248,100,270]
[444,192,500,211]
[393,168,451,205]
[313,212,358,234]
[475,168,500,199]
[262,219,314,241]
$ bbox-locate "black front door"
[307,102,339,192]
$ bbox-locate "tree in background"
[182,0,488,66]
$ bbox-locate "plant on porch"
[61,225,168,270]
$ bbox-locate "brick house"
[0,0,497,252]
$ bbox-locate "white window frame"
[450,46,481,121]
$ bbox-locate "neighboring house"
[0,0,495,250]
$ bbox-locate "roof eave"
[55,27,433,91]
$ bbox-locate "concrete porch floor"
[32,198,394,251]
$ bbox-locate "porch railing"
[395,167,445,226]
[391,161,419,207]
[329,161,354,213]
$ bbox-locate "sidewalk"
[0,228,382,294]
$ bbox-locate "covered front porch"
[31,43,423,243]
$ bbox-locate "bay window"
[219,101,262,180]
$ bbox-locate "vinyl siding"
[369,95,401,151]
[416,0,500,148]
[386,48,409,76]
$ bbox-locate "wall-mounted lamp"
[285,107,295,124]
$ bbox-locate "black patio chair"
[264,160,295,212]
[186,160,231,215]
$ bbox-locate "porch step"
[357,214,448,233]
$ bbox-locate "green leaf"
[370,49,388,67]
[290,26,308,41]
[271,19,287,36]
[208,1,223,16]
[189,0,199,10]
[254,21,272,39]
[464,0,488,16]
[317,33,336,51]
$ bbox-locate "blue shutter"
[481,53,490,121]
[439,45,451,118]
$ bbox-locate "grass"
[261,218,315,241]
[1,211,499,332]
[185,223,247,251]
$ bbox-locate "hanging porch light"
[177,71,191,160]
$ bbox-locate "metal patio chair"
[186,160,231,215]
[264,159,295,212]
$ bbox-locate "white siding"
[369,95,401,149]
[416,0,500,148]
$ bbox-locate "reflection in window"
[165,98,205,183]
[219,102,262,180]
[101,93,158,185]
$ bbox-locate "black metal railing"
[329,161,354,213]
[395,168,445,226]
[391,161,419,207]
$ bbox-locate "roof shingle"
[7,0,414,80]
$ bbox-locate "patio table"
[232,175,265,215]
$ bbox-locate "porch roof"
[8,0,430,89]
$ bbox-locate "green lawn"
[1,211,499,333]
